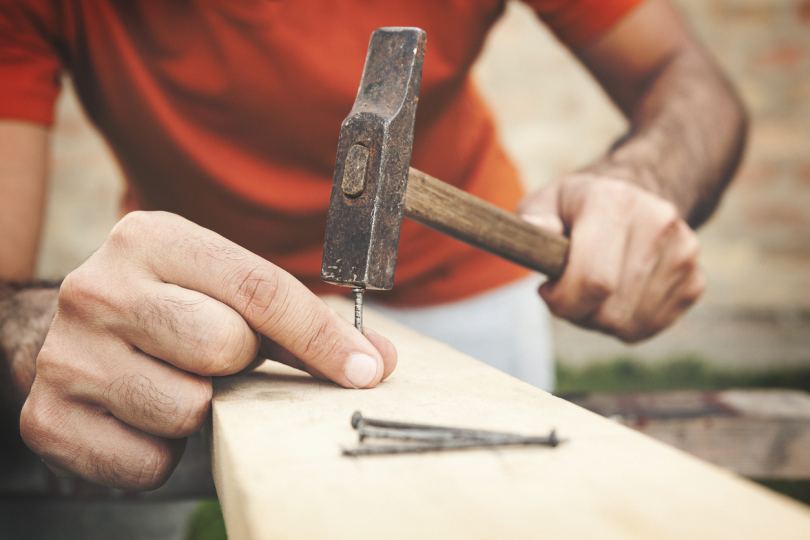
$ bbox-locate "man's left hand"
[519,173,705,343]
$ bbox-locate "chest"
[62,1,504,140]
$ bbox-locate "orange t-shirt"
[0,0,640,306]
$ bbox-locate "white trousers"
[369,276,555,390]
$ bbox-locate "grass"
[556,354,810,395]
[185,499,226,540]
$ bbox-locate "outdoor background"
[38,0,810,378]
[11,1,808,538]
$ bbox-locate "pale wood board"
[211,297,810,540]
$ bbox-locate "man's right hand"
[19,211,397,490]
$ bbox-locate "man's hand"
[515,0,745,342]
[519,173,705,343]
[19,211,397,490]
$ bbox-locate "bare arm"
[0,121,56,446]
[0,121,50,279]
[578,0,747,226]
[0,282,57,452]
[520,0,747,342]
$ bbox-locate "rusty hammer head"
[321,27,426,291]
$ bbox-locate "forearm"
[0,281,58,413]
[588,44,747,227]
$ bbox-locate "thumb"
[258,326,398,383]
[518,183,565,236]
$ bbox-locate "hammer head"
[321,27,426,290]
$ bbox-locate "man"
[0,0,745,491]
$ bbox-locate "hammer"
[321,27,569,330]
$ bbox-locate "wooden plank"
[211,297,810,540]
[572,390,810,479]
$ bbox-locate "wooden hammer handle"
[404,168,569,279]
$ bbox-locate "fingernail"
[345,353,379,388]
[521,214,554,228]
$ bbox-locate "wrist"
[0,281,60,406]
[581,135,692,220]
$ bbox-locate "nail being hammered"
[352,287,364,332]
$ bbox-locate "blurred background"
[39,1,810,377]
[19,0,810,536]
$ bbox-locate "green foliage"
[555,355,810,395]
[186,499,227,540]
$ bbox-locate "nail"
[351,411,521,439]
[342,436,562,457]
[351,411,365,429]
[344,353,379,388]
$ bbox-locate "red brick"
[798,163,810,186]
[755,44,806,67]
[798,0,810,23]
[733,162,780,187]
[745,202,809,230]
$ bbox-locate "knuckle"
[97,443,175,490]
[656,214,680,239]
[105,372,210,438]
[233,265,285,326]
[175,379,213,436]
[108,211,151,250]
[58,267,115,316]
[19,390,64,456]
[296,315,336,362]
[580,273,615,301]
[34,340,73,386]
[200,320,256,374]
[134,293,181,339]
[594,307,646,344]
[107,211,178,253]
[652,211,684,248]
[187,317,255,375]
[106,373,178,426]
[133,444,175,490]
[58,270,92,312]
[617,331,644,344]
[679,230,701,266]
[615,324,648,344]
[684,274,707,303]
[595,304,631,332]
[657,200,679,223]
[34,339,58,373]
[592,180,635,209]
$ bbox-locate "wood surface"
[574,389,810,479]
[211,297,810,540]
[404,167,569,279]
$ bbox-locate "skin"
[519,0,746,342]
[0,0,746,489]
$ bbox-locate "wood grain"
[211,297,810,540]
[404,167,569,278]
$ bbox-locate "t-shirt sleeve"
[0,1,62,125]
[521,0,645,50]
